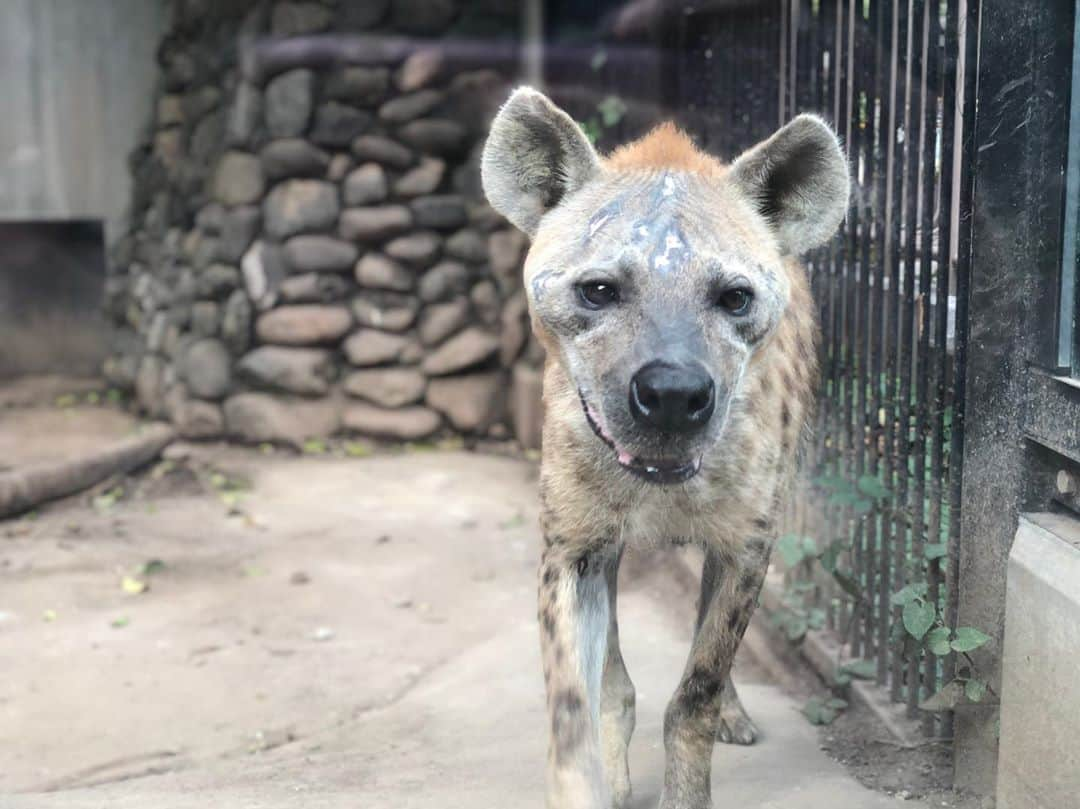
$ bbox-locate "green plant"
[778,467,995,723]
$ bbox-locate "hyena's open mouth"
[578,391,702,485]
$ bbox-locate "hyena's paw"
[715,703,759,746]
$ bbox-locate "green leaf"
[839,659,877,680]
[920,679,964,712]
[852,498,874,515]
[902,600,936,640]
[951,627,991,653]
[302,438,327,455]
[802,536,819,557]
[776,534,806,567]
[807,608,826,630]
[589,49,608,70]
[802,696,842,725]
[141,559,166,576]
[965,678,987,703]
[825,697,849,710]
[596,95,627,128]
[924,542,948,561]
[856,475,890,500]
[926,626,953,656]
[343,440,372,458]
[784,615,809,642]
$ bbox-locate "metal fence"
[673,0,974,736]
[544,0,976,736]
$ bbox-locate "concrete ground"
[0,444,924,808]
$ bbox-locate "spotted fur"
[483,87,849,809]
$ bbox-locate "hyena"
[481,88,849,809]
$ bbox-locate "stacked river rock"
[104,0,544,449]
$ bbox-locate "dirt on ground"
[0,429,978,808]
[818,709,988,809]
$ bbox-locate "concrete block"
[997,513,1080,809]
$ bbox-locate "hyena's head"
[482,88,849,485]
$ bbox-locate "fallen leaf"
[121,576,148,595]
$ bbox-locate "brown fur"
[606,123,728,176]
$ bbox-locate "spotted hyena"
[481,88,849,809]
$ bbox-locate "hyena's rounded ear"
[729,114,851,256]
[481,87,600,239]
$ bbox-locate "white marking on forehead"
[589,213,613,238]
[662,175,677,196]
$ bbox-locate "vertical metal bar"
[877,0,905,687]
[851,0,886,664]
[890,0,919,706]
[919,0,950,736]
[905,0,934,720]
[841,0,869,656]
[943,0,977,749]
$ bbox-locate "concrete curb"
[0,423,175,519]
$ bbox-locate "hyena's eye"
[577,281,620,310]
[714,287,753,316]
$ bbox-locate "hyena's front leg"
[660,546,768,809]
[538,540,615,809]
[600,548,634,808]
[696,548,759,747]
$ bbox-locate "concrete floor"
[0,446,922,808]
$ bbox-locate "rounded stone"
[225,393,342,448]
[390,0,459,34]
[283,235,359,273]
[218,206,261,263]
[351,135,414,169]
[236,346,335,395]
[310,102,373,148]
[396,47,444,92]
[255,305,353,345]
[378,89,444,125]
[422,326,500,375]
[326,66,390,105]
[343,328,413,366]
[339,205,412,242]
[342,402,441,440]
[222,289,253,354]
[279,272,350,303]
[343,163,389,206]
[212,152,264,206]
[265,69,315,138]
[393,157,446,197]
[444,228,488,263]
[351,293,419,332]
[418,260,469,303]
[418,297,470,346]
[260,139,331,181]
[384,231,441,267]
[263,180,340,240]
[355,253,414,291]
[426,371,506,432]
[182,338,232,399]
[410,195,467,230]
[397,118,467,155]
[343,367,426,408]
[271,1,333,35]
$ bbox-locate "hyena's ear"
[482,87,600,238]
[729,114,850,256]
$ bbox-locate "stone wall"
[104,0,544,449]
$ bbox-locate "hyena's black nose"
[629,361,715,434]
